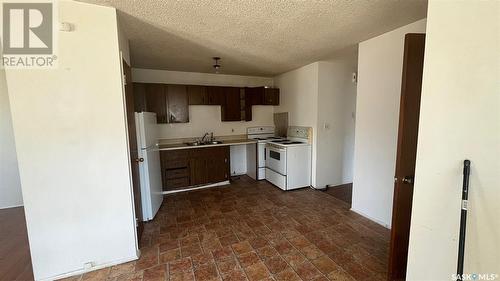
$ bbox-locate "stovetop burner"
[271,139,290,143]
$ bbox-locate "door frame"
[387,33,426,281]
[119,53,141,256]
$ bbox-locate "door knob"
[402,176,414,184]
[135,158,144,163]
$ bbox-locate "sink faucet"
[201,132,209,143]
[210,132,214,142]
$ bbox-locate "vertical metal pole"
[457,159,471,279]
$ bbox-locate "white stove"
[246,127,286,180]
[265,126,312,191]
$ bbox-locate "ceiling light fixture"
[213,57,221,73]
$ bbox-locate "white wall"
[274,63,319,186]
[0,66,23,209]
[132,68,275,139]
[407,1,499,279]
[352,19,426,227]
[316,51,358,188]
[5,1,137,280]
[274,58,358,189]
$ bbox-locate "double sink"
[184,140,224,146]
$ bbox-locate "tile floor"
[63,176,389,281]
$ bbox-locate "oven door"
[265,145,287,175]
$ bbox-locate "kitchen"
[132,77,314,221]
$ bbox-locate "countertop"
[157,138,257,151]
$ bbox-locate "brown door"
[123,60,144,244]
[388,33,426,281]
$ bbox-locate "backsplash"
[157,105,274,139]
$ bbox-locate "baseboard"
[0,203,23,210]
[350,207,391,229]
[161,180,231,195]
[39,254,139,281]
[326,182,352,188]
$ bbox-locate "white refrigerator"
[135,112,163,221]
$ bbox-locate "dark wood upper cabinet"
[134,83,278,123]
[166,85,189,123]
[221,87,243,122]
[133,83,147,112]
[187,85,208,105]
[247,87,279,105]
[207,86,225,105]
[246,87,262,105]
[145,83,168,123]
[263,88,279,105]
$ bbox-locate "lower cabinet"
[160,146,230,191]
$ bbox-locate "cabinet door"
[221,87,241,121]
[247,87,264,105]
[189,149,208,185]
[187,85,208,105]
[264,88,279,105]
[204,146,228,183]
[145,84,168,123]
[133,83,147,112]
[207,86,225,105]
[166,85,189,123]
[243,88,253,121]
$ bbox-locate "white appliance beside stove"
[265,126,312,190]
[246,126,286,180]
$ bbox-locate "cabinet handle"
[224,158,227,163]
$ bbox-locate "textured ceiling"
[78,0,427,76]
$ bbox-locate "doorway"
[387,33,426,281]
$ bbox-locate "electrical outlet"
[84,262,94,270]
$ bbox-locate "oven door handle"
[267,146,286,153]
